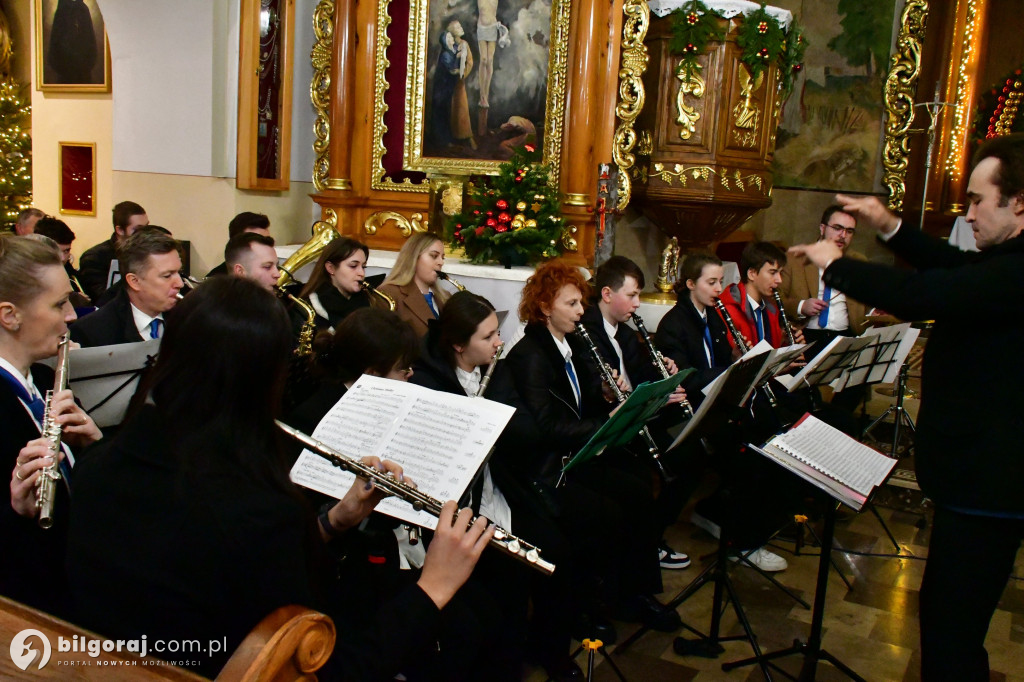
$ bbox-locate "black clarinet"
[772,290,796,346]
[712,298,779,408]
[631,312,694,418]
[573,322,675,482]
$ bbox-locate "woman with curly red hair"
[505,259,681,636]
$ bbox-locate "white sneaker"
[730,547,788,572]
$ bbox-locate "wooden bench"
[0,596,335,681]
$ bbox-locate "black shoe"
[614,595,682,632]
[571,613,617,645]
[541,655,584,682]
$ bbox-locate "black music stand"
[723,504,866,682]
[862,362,917,458]
[561,638,628,682]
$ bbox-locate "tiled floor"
[527,379,1024,681]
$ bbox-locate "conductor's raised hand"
[834,194,900,235]
[788,241,842,272]
[417,501,494,609]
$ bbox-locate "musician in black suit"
[505,259,681,632]
[206,211,271,277]
[77,201,149,301]
[790,134,1024,681]
[0,235,102,619]
[70,228,184,347]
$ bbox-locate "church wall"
[29,0,319,273]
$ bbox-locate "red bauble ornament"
[486,218,497,228]
[473,210,481,215]
[524,144,536,152]
[514,176,523,183]
[498,212,511,223]
[793,63,803,72]
[486,210,494,217]
[758,21,768,33]
[496,199,509,210]
[494,224,508,233]
[687,12,698,24]
[475,226,486,236]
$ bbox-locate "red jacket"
[717,282,783,349]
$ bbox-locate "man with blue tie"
[717,241,791,351]
[779,206,870,350]
[70,229,184,347]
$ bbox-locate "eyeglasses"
[823,223,856,236]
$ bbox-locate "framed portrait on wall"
[402,0,571,179]
[35,0,111,93]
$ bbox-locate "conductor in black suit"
[789,133,1024,681]
[71,229,184,347]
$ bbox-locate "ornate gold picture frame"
[398,0,570,180]
[58,142,96,216]
[35,0,111,93]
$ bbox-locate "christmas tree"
[0,77,31,231]
[446,145,565,266]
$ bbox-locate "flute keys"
[507,539,521,554]
[526,548,540,563]
[493,528,506,541]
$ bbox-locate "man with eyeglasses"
[779,205,870,348]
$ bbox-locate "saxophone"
[361,281,396,311]
[37,335,70,529]
[438,271,467,292]
[282,289,316,357]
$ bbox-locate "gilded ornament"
[516,201,527,211]
[531,202,543,212]
[612,0,651,210]
[561,224,578,252]
[311,0,335,192]
[648,164,766,194]
[441,185,463,215]
[732,65,764,132]
[881,0,928,211]
[656,237,680,294]
[675,70,705,140]
[525,219,538,229]
[363,211,429,237]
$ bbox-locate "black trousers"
[920,506,1024,681]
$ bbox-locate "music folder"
[749,413,897,510]
[562,369,690,473]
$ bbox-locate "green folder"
[562,369,692,473]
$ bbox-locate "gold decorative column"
[327,0,355,191]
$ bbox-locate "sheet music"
[833,324,918,391]
[289,375,515,528]
[781,335,873,391]
[769,415,895,496]
[701,340,772,397]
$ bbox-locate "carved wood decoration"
[309,0,624,264]
[632,14,781,249]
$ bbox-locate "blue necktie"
[702,316,714,368]
[424,291,438,318]
[753,306,765,342]
[818,285,832,328]
[564,359,581,407]
[149,319,162,339]
[0,366,72,489]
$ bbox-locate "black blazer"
[656,298,732,397]
[77,235,117,302]
[504,323,611,476]
[67,405,442,679]
[579,305,660,389]
[0,364,74,619]
[826,227,1024,513]
[69,287,145,347]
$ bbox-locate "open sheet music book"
[289,375,515,529]
[750,413,897,511]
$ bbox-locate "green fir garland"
[669,1,725,80]
[779,20,807,99]
[446,145,565,266]
[970,66,1024,150]
[736,3,786,80]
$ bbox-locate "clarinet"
[476,344,504,397]
[37,335,71,529]
[712,298,778,408]
[631,312,693,418]
[772,290,796,346]
[276,421,555,575]
[573,322,675,482]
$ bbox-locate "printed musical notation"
[289,375,515,528]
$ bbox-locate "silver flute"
[772,290,797,346]
[573,322,675,482]
[37,335,71,529]
[631,312,694,418]
[476,344,504,397]
[275,421,555,575]
[712,298,778,408]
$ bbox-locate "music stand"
[862,362,917,458]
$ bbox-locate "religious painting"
[771,0,902,192]
[58,142,96,215]
[403,0,571,178]
[35,0,111,92]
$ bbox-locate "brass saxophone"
[772,290,796,346]
[476,344,504,397]
[37,335,70,529]
[438,271,467,292]
[275,421,555,575]
[631,312,693,418]
[279,288,316,357]
[712,298,778,407]
[574,322,674,482]
[361,281,396,311]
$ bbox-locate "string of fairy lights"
[0,76,31,229]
